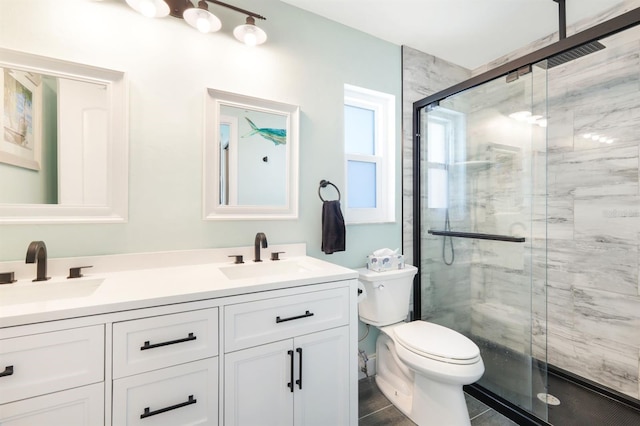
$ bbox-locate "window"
[424,107,466,215]
[344,84,395,223]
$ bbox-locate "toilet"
[358,265,484,426]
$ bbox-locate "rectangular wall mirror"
[204,89,299,220]
[0,48,128,224]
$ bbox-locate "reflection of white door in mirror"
[204,89,299,220]
[0,48,128,224]
[57,79,108,206]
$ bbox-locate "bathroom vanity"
[0,244,358,425]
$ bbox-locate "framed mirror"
[204,89,299,220]
[0,48,128,224]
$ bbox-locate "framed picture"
[0,67,42,170]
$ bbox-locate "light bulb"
[244,31,257,46]
[139,1,156,17]
[126,0,169,18]
[196,17,211,33]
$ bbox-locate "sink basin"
[0,278,103,306]
[220,260,313,280]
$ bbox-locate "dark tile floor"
[358,377,518,426]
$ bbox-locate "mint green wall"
[0,0,402,268]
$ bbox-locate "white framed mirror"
[204,89,299,220]
[0,48,128,224]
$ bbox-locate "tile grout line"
[358,404,394,420]
[469,407,492,421]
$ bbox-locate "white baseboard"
[358,353,376,380]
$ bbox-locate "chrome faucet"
[254,232,268,262]
[25,240,50,282]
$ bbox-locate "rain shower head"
[539,1,606,69]
[538,40,606,69]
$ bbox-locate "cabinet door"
[293,327,350,426]
[0,382,104,426]
[224,340,294,426]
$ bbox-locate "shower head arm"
[553,0,567,39]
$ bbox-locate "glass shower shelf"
[427,230,525,243]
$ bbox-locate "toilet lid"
[394,321,480,363]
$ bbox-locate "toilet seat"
[394,321,480,365]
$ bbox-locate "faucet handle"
[68,265,93,279]
[228,255,244,264]
[270,251,285,261]
[0,272,16,285]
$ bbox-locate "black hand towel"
[321,200,346,254]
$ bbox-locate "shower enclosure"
[415,59,549,421]
[412,8,640,425]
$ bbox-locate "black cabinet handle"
[0,365,13,377]
[140,395,197,419]
[140,332,197,351]
[276,310,314,323]
[287,350,294,392]
[295,348,303,390]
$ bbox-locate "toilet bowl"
[357,265,484,426]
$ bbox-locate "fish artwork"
[242,117,287,145]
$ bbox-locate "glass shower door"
[417,64,548,420]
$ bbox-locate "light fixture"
[183,1,221,33]
[126,0,267,45]
[233,16,268,46]
[126,0,170,18]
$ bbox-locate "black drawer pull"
[140,332,197,351]
[140,394,197,419]
[276,310,314,323]
[0,365,13,377]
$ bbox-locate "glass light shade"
[125,0,170,18]
[233,18,267,46]
[184,8,222,33]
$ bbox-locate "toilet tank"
[357,265,418,327]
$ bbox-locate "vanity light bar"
[125,0,268,46]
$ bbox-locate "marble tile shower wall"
[401,46,471,322]
[401,46,471,270]
[544,26,640,399]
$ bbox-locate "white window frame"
[424,106,466,216]
[344,84,395,224]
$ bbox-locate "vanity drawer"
[0,382,104,425]
[112,358,218,426]
[224,287,350,352]
[0,325,104,405]
[112,308,218,378]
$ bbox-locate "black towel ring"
[318,180,341,202]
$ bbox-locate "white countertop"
[0,244,358,328]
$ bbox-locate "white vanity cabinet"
[223,286,352,426]
[0,254,358,426]
[0,324,105,425]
